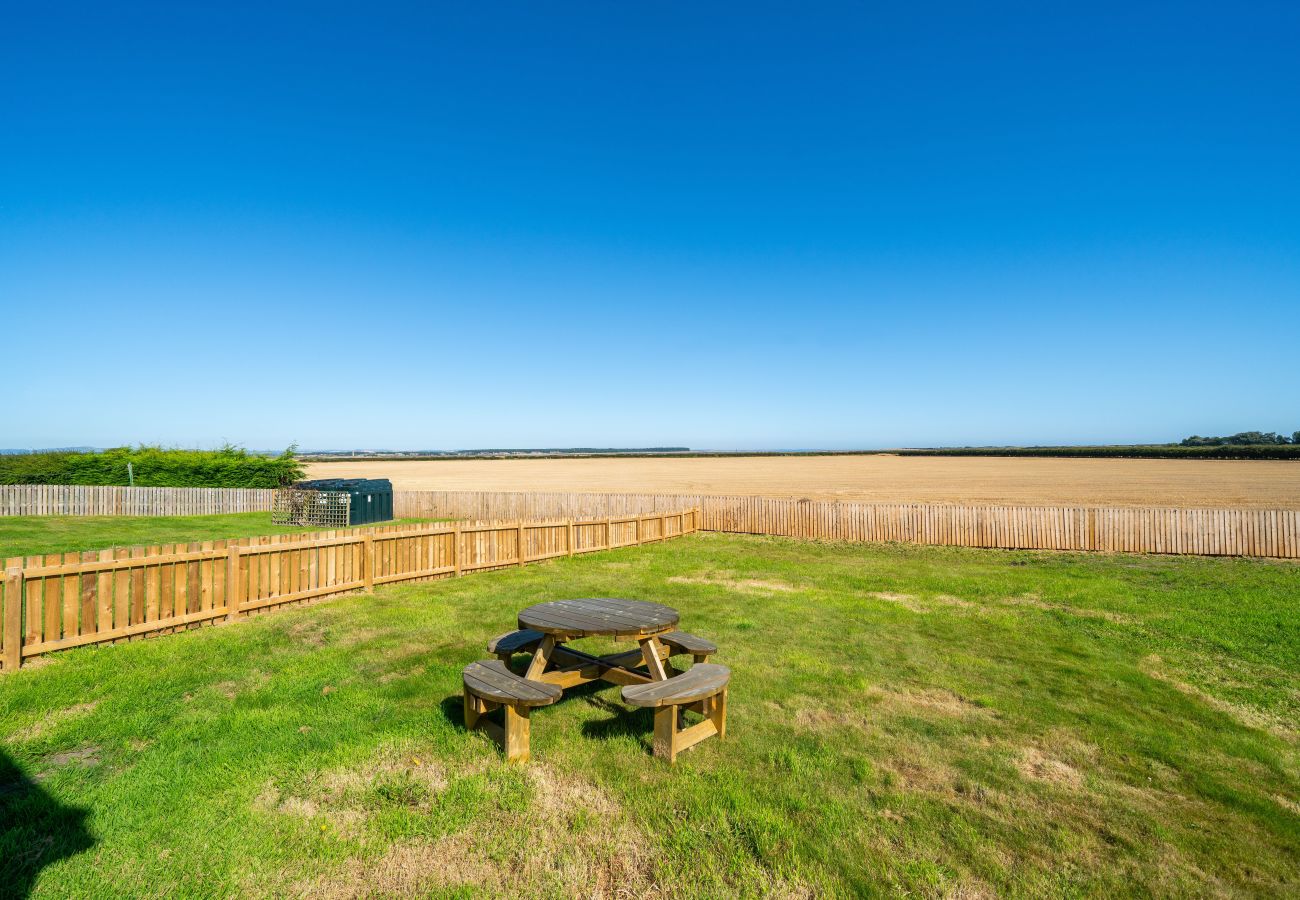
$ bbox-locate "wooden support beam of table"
[524,633,555,680]
[542,645,659,687]
[640,635,669,681]
[551,644,667,670]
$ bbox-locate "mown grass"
[1,532,1297,898]
[0,513,435,559]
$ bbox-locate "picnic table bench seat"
[486,628,546,663]
[657,631,717,663]
[462,659,561,763]
[622,663,730,762]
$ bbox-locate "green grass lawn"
[0,513,437,559]
[1,531,1297,898]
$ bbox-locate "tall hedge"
[0,446,305,487]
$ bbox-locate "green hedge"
[0,446,305,487]
[894,445,1300,460]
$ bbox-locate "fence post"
[567,519,575,557]
[517,522,526,566]
[660,513,667,541]
[364,535,375,590]
[224,547,241,622]
[4,566,23,671]
[604,517,612,549]
[453,523,462,577]
[635,516,642,545]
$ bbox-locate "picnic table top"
[518,597,679,639]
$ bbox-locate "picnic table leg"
[640,636,669,681]
[711,688,727,740]
[463,691,481,730]
[525,634,556,681]
[653,707,678,762]
[504,704,531,763]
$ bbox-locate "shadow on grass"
[0,750,94,899]
[579,694,655,747]
[438,695,468,730]
[437,679,656,753]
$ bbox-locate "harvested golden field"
[305,454,1300,509]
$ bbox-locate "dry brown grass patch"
[10,700,99,742]
[1140,655,1296,741]
[1274,794,1300,816]
[299,762,657,899]
[667,572,797,594]
[881,755,963,794]
[43,744,101,770]
[933,594,977,609]
[335,627,389,649]
[1016,747,1085,788]
[255,749,450,840]
[794,707,838,729]
[1001,593,1135,624]
[871,686,996,719]
[868,591,928,613]
[287,619,329,647]
[376,664,425,685]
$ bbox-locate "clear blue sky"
[4,2,1297,450]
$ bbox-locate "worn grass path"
[1,533,1297,897]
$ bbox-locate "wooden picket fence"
[0,508,699,671]
[4,484,1297,558]
[0,484,273,517]
[394,491,1300,559]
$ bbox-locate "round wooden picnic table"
[518,597,678,639]
[516,598,680,686]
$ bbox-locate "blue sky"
[3,2,1297,450]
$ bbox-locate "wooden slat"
[61,551,79,641]
[96,548,114,635]
[159,544,175,626]
[42,551,62,642]
[3,560,22,671]
[112,547,130,635]
[79,551,97,637]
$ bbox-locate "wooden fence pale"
[0,508,699,671]
[394,491,1300,559]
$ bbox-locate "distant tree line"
[0,445,305,487]
[1181,431,1299,447]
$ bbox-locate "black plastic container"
[294,478,393,525]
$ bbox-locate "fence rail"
[0,484,274,517]
[0,508,699,671]
[394,490,1300,559]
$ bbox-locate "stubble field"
[306,455,1300,509]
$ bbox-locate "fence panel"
[392,490,1299,559]
[0,509,699,671]
[0,484,275,517]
